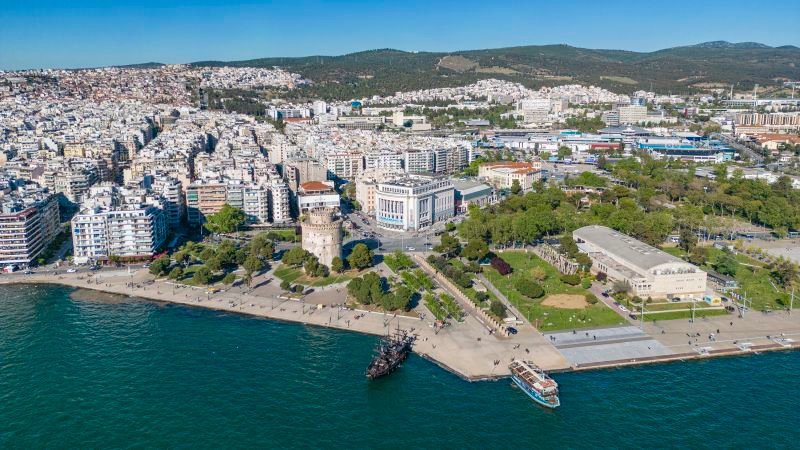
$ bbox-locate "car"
[602,291,610,298]
[90,266,101,271]
[619,305,629,312]
[66,268,77,273]
[142,263,150,268]
[407,247,415,251]
[507,326,518,335]
[23,270,33,275]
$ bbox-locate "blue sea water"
[1,284,797,449]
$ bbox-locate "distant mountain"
[689,41,773,49]
[116,62,165,69]
[189,42,800,99]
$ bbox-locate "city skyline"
[0,0,798,70]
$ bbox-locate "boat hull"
[511,375,560,409]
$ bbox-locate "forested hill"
[190,42,800,100]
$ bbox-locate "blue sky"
[1,0,798,70]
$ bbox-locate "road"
[345,210,463,254]
[711,132,765,164]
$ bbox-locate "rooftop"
[574,225,692,272]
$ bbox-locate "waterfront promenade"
[3,266,799,379]
[0,266,569,380]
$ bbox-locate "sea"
[1,284,797,449]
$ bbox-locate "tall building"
[72,204,167,264]
[268,180,292,224]
[519,98,551,124]
[375,175,454,231]
[618,105,647,125]
[404,149,435,174]
[0,192,60,267]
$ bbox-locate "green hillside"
[190,42,800,100]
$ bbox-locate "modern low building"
[375,175,454,231]
[573,225,707,300]
[452,179,496,214]
[478,161,541,192]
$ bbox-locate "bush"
[581,278,592,289]
[586,294,599,305]
[294,284,305,294]
[490,256,512,275]
[530,267,548,281]
[560,274,581,286]
[514,278,544,299]
[490,299,507,318]
[596,272,607,282]
[280,280,291,291]
[475,291,489,302]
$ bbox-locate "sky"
[1,0,798,70]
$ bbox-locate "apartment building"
[72,204,167,264]
[0,192,60,267]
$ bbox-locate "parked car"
[507,326,518,335]
[66,268,77,273]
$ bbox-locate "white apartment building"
[363,149,404,172]
[269,180,292,224]
[72,204,167,264]
[404,149,435,174]
[519,98,551,124]
[618,105,647,125]
[375,176,454,231]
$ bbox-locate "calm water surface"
[1,285,797,449]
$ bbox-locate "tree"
[282,247,309,267]
[108,255,122,267]
[205,257,223,272]
[490,299,507,318]
[331,256,344,273]
[168,267,184,280]
[679,228,698,252]
[434,232,461,256]
[559,235,580,258]
[204,204,246,234]
[222,273,237,285]
[193,266,212,285]
[294,284,305,294]
[510,179,522,195]
[557,146,573,159]
[280,280,291,291]
[249,233,275,260]
[612,279,631,294]
[461,239,489,261]
[243,255,265,277]
[149,256,171,276]
[347,243,373,270]
[688,247,709,266]
[714,253,738,277]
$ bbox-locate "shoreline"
[2,276,799,381]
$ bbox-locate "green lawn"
[484,252,625,332]
[659,245,793,312]
[705,248,791,311]
[274,264,356,287]
[643,309,729,322]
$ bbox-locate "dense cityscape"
[1,1,800,445]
